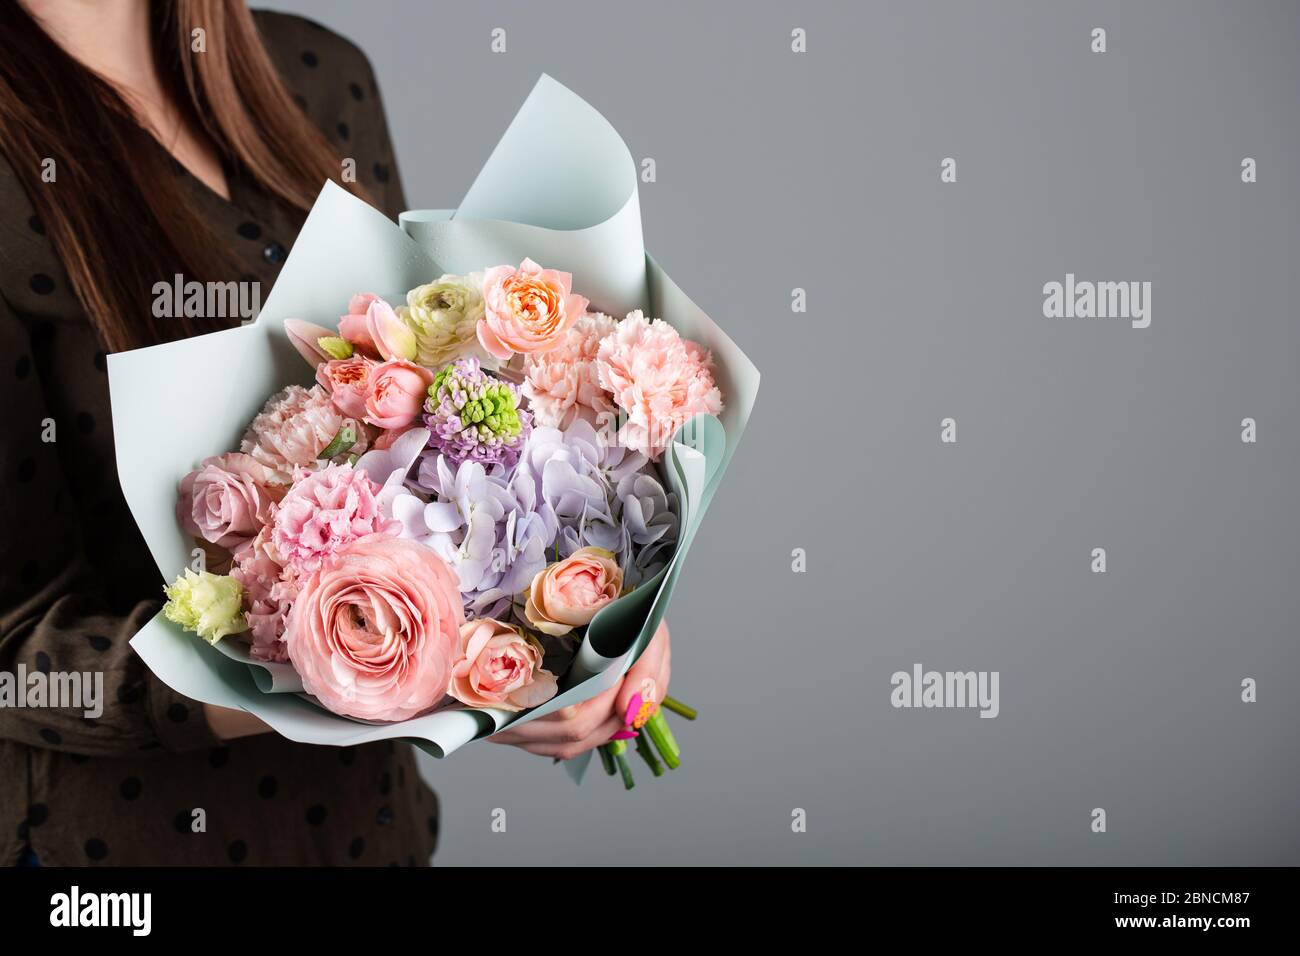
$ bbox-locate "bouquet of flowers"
[109,76,758,785]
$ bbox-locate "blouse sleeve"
[0,294,220,756]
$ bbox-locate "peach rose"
[477,258,589,360]
[316,354,377,420]
[447,618,558,712]
[364,359,435,430]
[177,452,283,551]
[524,546,623,636]
[283,534,463,722]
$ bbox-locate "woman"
[0,0,671,867]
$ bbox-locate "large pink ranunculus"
[522,311,618,428]
[595,310,723,460]
[316,354,377,420]
[283,534,463,721]
[240,384,370,483]
[524,546,624,637]
[364,359,435,430]
[177,452,283,551]
[229,526,296,662]
[339,294,416,362]
[271,463,397,581]
[448,618,558,712]
[477,258,588,360]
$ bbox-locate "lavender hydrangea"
[510,420,679,589]
[354,417,680,622]
[421,357,531,476]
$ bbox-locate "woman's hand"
[202,703,272,741]
[488,620,672,760]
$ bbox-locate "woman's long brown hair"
[0,1,364,352]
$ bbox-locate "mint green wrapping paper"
[109,76,758,768]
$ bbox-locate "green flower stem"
[634,732,665,777]
[606,739,635,790]
[661,696,697,721]
[614,751,635,790]
[597,744,617,776]
[644,709,681,770]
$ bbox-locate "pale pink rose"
[448,618,558,712]
[340,295,416,362]
[524,546,623,637]
[284,534,463,722]
[595,311,723,460]
[177,452,283,551]
[477,258,589,360]
[271,463,398,581]
[229,527,296,663]
[316,355,377,420]
[522,312,618,428]
[240,384,370,483]
[364,359,435,430]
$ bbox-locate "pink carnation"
[522,312,618,428]
[595,311,723,460]
[229,527,296,663]
[270,463,397,581]
[240,384,370,483]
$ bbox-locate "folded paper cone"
[110,75,758,769]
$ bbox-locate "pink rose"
[284,534,463,721]
[316,355,377,420]
[477,258,589,360]
[270,463,398,581]
[595,311,723,461]
[448,618,558,712]
[364,359,435,430]
[340,294,416,362]
[229,527,296,663]
[524,546,624,636]
[177,452,283,551]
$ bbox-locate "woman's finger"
[487,683,620,745]
[616,621,671,721]
[501,712,625,759]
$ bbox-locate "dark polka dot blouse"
[0,11,435,867]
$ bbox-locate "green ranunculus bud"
[317,335,354,360]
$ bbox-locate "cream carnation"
[240,384,370,483]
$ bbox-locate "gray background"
[262,0,1300,865]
